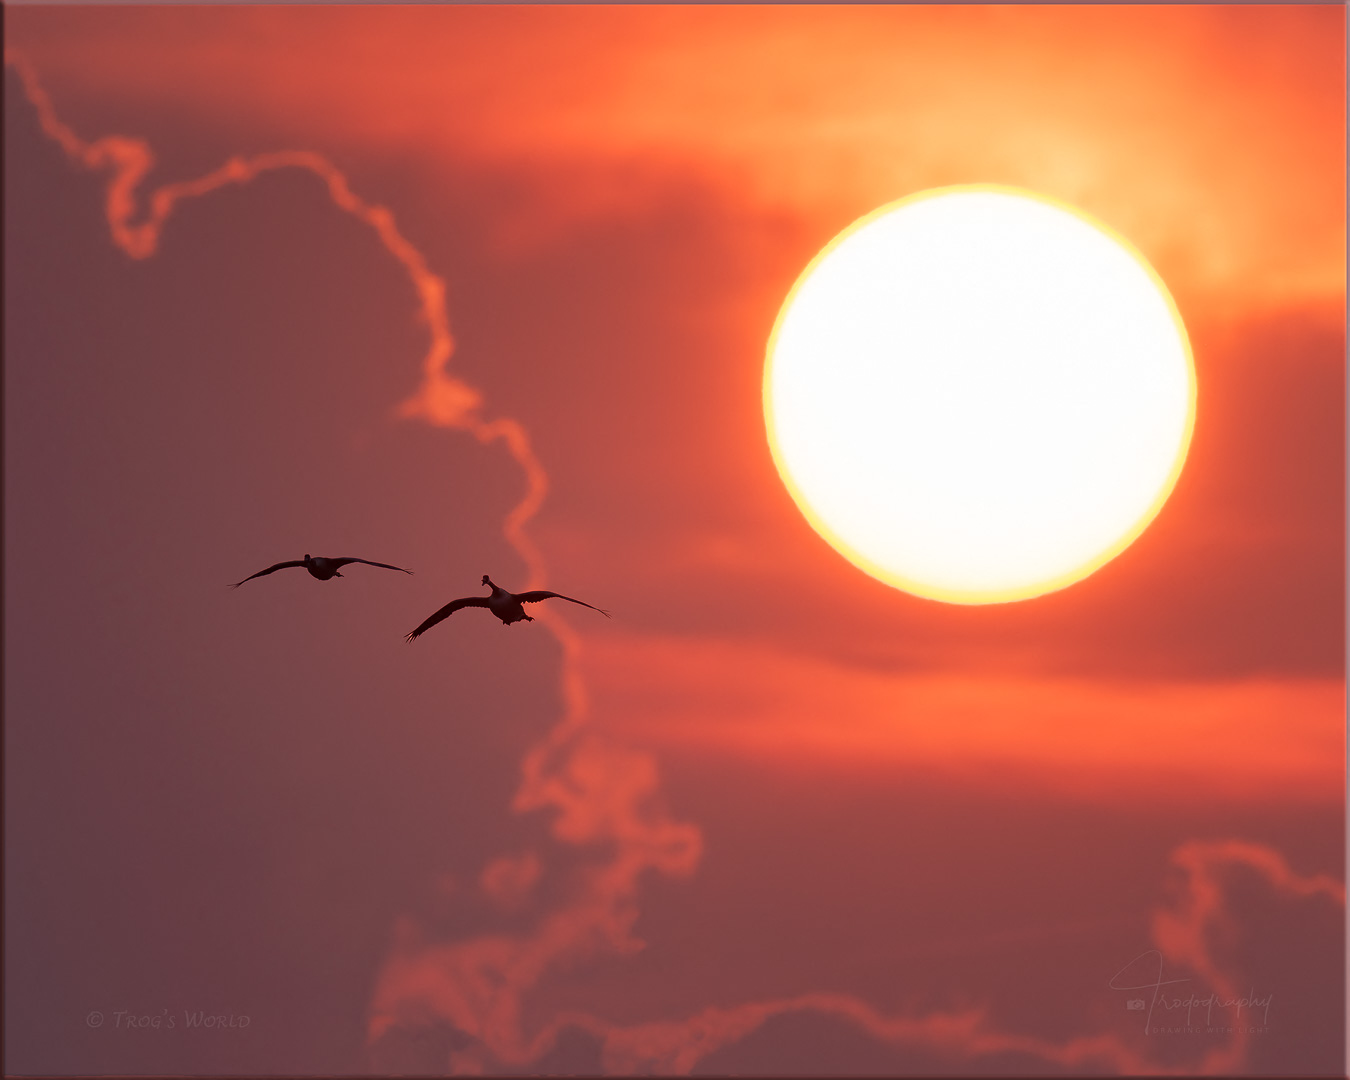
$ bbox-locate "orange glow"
[6,6,1343,308]
[581,633,1344,802]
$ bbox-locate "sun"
[764,185,1195,604]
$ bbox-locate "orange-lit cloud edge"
[7,40,1343,1075]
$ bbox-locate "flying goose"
[406,575,611,640]
[229,553,413,588]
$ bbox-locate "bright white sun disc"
[764,186,1195,604]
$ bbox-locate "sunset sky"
[4,5,1345,1076]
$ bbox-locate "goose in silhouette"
[406,575,611,640]
[229,554,413,588]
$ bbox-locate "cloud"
[372,835,1343,1075]
[4,46,483,435]
[579,633,1345,802]
[11,44,1341,1078]
[6,6,1344,306]
[7,43,704,1073]
[368,728,701,1063]
[1152,839,1346,999]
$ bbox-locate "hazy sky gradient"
[5,6,1344,1076]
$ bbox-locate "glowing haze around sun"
[764,186,1195,604]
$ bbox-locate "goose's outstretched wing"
[405,597,491,641]
[332,558,414,575]
[517,591,611,618]
[229,560,305,588]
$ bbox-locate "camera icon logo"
[1126,999,1146,1011]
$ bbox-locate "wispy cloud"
[7,44,702,1071]
[370,836,1342,1074]
[8,6,1343,306]
[1152,839,1346,999]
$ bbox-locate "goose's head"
[303,553,312,562]
[481,574,492,587]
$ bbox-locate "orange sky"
[5,5,1344,1076]
[8,5,1345,309]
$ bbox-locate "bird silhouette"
[406,575,611,640]
[229,554,413,588]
